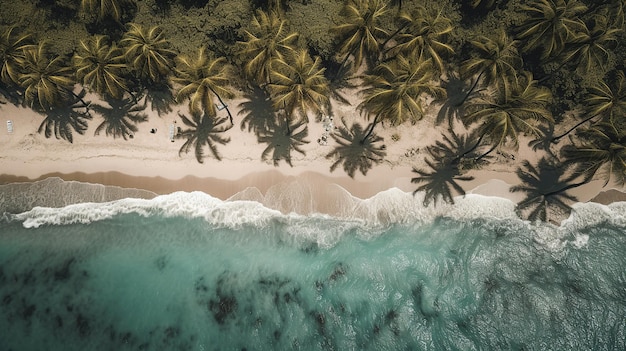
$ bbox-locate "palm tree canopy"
[0,26,35,86]
[583,70,626,122]
[359,54,444,125]
[561,120,626,186]
[237,9,298,85]
[172,47,234,118]
[517,0,587,59]
[267,49,330,123]
[73,35,128,99]
[120,23,176,84]
[560,15,622,74]
[387,6,454,73]
[463,71,553,150]
[461,30,523,95]
[177,110,231,163]
[17,42,75,111]
[332,0,389,70]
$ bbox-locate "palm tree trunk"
[380,22,410,55]
[461,71,484,104]
[544,178,590,198]
[209,87,234,125]
[453,133,485,164]
[474,141,498,162]
[65,87,90,109]
[333,46,358,82]
[551,114,599,143]
[362,115,379,144]
[126,88,139,104]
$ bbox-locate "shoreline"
[1,167,625,216]
[2,94,626,216]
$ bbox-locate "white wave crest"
[14,188,520,229]
[12,187,626,251]
[15,192,281,229]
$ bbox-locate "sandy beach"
[1,89,624,216]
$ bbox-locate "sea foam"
[12,186,624,234]
[13,189,519,229]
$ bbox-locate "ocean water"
[1,190,626,351]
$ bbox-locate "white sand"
[0,90,621,212]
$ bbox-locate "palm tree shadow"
[0,82,22,106]
[411,158,474,207]
[435,73,483,128]
[325,117,387,178]
[176,111,231,163]
[326,60,358,107]
[238,85,275,135]
[528,123,557,157]
[411,129,493,206]
[511,157,584,223]
[92,94,148,140]
[37,91,92,143]
[144,81,176,117]
[258,115,309,167]
[430,129,493,172]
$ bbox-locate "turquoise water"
[1,191,626,350]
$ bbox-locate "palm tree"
[177,110,231,163]
[460,30,523,96]
[37,90,92,143]
[384,6,454,73]
[549,71,626,143]
[516,0,587,60]
[585,71,626,122]
[258,115,309,167]
[267,49,330,129]
[558,15,622,75]
[73,35,129,100]
[331,0,389,75]
[92,95,147,140]
[0,26,35,86]
[511,157,585,222]
[463,71,553,156]
[80,0,135,22]
[17,42,80,112]
[237,9,298,85]
[358,54,444,140]
[326,117,386,178]
[172,47,235,124]
[120,23,177,84]
[561,120,626,186]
